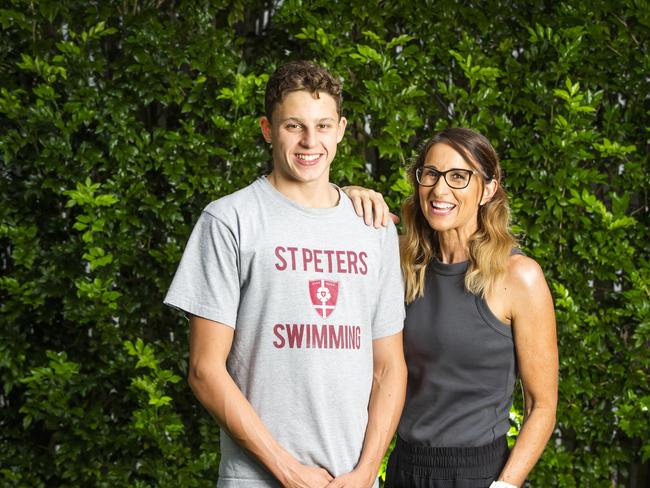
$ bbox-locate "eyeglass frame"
[415,165,491,189]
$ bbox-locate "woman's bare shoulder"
[506,252,547,290]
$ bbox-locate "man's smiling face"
[260,89,347,187]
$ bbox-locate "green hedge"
[1,1,648,486]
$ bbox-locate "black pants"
[384,436,509,488]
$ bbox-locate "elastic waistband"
[393,435,508,478]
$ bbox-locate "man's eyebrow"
[277,117,337,123]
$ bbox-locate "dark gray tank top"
[397,259,517,447]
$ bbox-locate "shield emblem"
[308,279,339,319]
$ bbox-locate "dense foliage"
[1,1,648,486]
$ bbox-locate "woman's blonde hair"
[401,128,517,303]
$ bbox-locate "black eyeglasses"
[415,166,478,189]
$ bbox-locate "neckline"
[257,176,347,218]
[431,259,469,276]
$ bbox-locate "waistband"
[392,435,509,478]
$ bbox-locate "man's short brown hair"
[264,60,343,121]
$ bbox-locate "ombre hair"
[401,128,518,303]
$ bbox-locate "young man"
[164,60,406,488]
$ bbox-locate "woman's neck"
[436,230,470,264]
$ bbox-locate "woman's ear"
[481,178,499,206]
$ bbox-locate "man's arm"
[189,314,334,488]
[327,331,407,488]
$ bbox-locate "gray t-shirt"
[165,176,405,487]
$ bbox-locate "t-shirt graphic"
[309,279,338,319]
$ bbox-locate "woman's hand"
[341,186,399,228]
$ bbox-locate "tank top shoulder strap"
[510,247,524,256]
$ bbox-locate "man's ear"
[260,116,273,143]
[481,178,498,206]
[336,116,347,143]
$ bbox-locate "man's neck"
[267,172,340,208]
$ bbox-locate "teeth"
[432,202,454,209]
[296,154,320,161]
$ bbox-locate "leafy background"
[1,1,648,486]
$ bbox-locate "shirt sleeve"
[163,210,240,328]
[371,221,405,339]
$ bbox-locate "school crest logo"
[309,279,339,319]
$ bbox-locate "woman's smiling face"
[418,142,493,237]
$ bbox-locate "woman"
[344,128,557,487]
